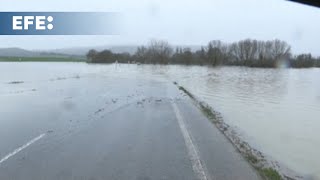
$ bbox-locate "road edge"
[173,81,303,180]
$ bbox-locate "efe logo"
[12,16,53,30]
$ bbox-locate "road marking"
[0,133,46,165]
[171,102,210,180]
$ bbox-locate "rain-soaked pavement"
[0,63,260,180]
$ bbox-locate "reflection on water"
[1,62,320,179]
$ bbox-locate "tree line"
[86,39,320,68]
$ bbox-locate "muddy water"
[166,66,320,179]
[1,62,319,179]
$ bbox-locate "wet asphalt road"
[0,75,260,180]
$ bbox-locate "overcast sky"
[0,0,319,55]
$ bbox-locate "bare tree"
[86,49,98,62]
[207,40,225,65]
[147,40,173,64]
[271,39,291,60]
[135,46,148,63]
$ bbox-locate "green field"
[0,56,86,62]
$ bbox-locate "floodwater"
[1,62,320,179]
[167,66,320,179]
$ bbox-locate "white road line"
[171,102,210,180]
[0,133,46,165]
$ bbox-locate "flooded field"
[1,62,320,179]
[167,66,320,179]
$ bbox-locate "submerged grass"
[178,85,195,100]
[198,103,219,123]
[174,82,283,180]
[260,168,282,180]
[246,153,259,164]
[7,81,24,84]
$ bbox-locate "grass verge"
[260,168,282,180]
[174,82,284,180]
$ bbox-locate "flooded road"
[0,62,259,180]
[0,62,319,179]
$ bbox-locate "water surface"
[1,62,319,179]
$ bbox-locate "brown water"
[1,62,319,179]
[166,66,320,179]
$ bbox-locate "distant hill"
[49,45,139,56]
[0,48,40,57]
[0,47,81,58]
[0,45,202,57]
[0,46,139,57]
[49,45,202,56]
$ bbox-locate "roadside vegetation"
[0,56,86,62]
[87,39,320,68]
[175,82,288,180]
